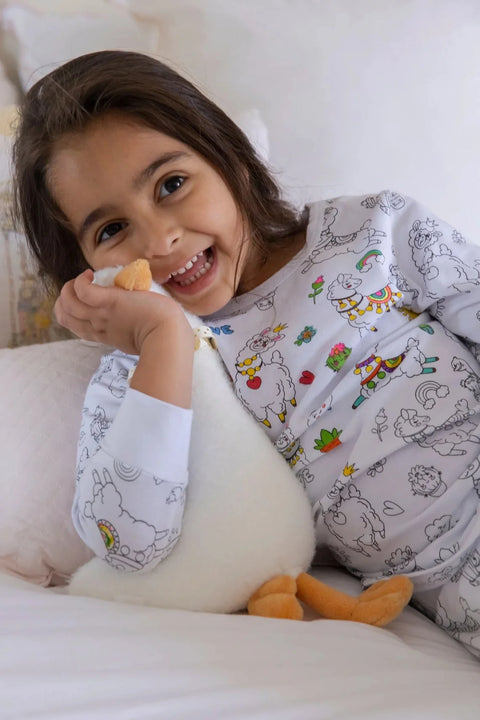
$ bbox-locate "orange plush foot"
[296,572,413,627]
[351,576,414,627]
[248,575,304,620]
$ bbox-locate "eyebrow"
[77,150,191,244]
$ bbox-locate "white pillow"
[0,339,106,585]
[0,5,160,90]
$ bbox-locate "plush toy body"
[69,260,413,624]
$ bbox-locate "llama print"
[394,399,480,456]
[451,356,480,401]
[352,337,437,408]
[301,205,386,273]
[408,217,480,298]
[84,467,178,572]
[385,546,418,575]
[435,598,480,643]
[326,464,358,501]
[327,273,402,336]
[388,263,419,306]
[425,515,456,543]
[430,548,475,585]
[275,427,309,468]
[322,484,385,557]
[234,326,296,428]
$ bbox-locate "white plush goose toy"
[69,260,413,625]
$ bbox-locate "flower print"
[294,326,317,346]
[308,275,325,303]
[372,407,388,441]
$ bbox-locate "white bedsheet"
[1,567,478,720]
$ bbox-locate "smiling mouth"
[167,248,214,287]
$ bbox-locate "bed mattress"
[1,566,478,720]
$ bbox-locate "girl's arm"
[56,270,195,572]
[73,349,193,572]
[387,194,480,347]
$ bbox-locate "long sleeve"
[72,348,193,573]
[387,193,480,348]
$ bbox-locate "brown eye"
[98,221,127,244]
[159,176,185,198]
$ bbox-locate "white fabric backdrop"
[0,0,479,240]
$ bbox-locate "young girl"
[13,50,480,658]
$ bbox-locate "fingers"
[57,271,114,318]
[55,270,113,338]
[54,268,185,353]
[73,269,112,307]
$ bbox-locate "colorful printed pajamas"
[74,190,480,657]
[206,191,480,657]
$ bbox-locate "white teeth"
[170,249,212,286]
[171,252,203,276]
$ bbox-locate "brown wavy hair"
[12,50,307,293]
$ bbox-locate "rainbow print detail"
[356,249,383,271]
[367,285,393,303]
[97,520,119,551]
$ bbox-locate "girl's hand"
[55,269,191,356]
[56,269,195,407]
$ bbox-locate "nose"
[138,212,181,259]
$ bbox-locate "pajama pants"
[412,542,480,659]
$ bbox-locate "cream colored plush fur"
[68,269,315,613]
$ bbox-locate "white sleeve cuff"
[103,388,193,481]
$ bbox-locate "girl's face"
[48,114,256,316]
